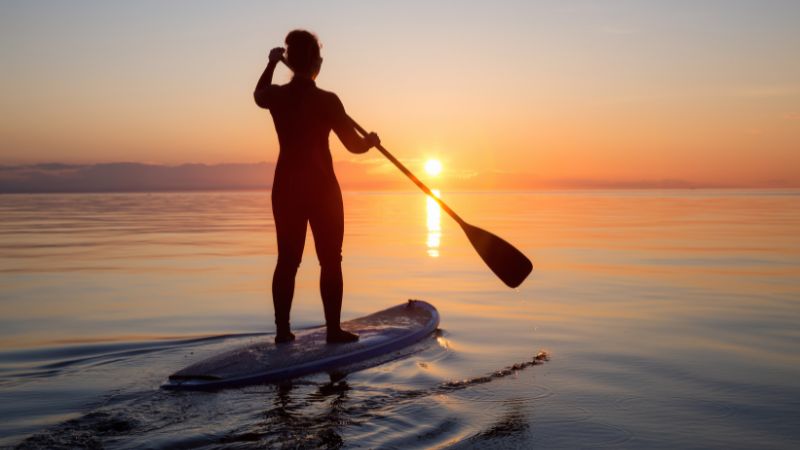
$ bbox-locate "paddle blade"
[462,222,533,288]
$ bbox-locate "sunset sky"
[1,1,798,188]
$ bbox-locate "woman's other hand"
[269,47,285,63]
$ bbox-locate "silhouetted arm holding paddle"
[331,99,380,154]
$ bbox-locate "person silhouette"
[254,30,379,344]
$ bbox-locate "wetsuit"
[255,77,364,334]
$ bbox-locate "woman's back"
[263,77,348,182]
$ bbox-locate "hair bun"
[285,30,321,75]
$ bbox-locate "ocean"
[1,190,798,448]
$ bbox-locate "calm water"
[1,190,799,449]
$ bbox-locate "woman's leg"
[272,191,308,343]
[319,260,343,330]
[310,185,358,342]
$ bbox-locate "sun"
[424,159,442,176]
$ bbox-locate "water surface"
[1,190,799,448]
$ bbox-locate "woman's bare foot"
[275,330,295,344]
[326,328,359,343]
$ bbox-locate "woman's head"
[285,30,322,78]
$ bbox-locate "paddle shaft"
[349,118,466,227]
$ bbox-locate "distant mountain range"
[0,162,278,193]
[0,162,781,193]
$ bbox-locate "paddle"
[349,118,533,288]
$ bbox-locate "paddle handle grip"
[349,117,465,225]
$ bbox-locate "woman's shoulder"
[315,87,344,108]
[315,86,339,98]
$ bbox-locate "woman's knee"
[276,255,302,273]
[317,252,342,270]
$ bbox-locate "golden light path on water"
[426,189,441,258]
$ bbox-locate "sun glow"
[424,159,442,177]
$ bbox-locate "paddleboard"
[162,299,439,390]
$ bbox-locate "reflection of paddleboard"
[162,300,440,391]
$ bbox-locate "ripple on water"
[527,420,634,448]
[13,350,553,449]
[445,352,552,404]
[447,401,633,449]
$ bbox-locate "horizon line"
[0,161,796,192]
[3,187,799,196]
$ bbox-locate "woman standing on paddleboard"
[254,30,379,344]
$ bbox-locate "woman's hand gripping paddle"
[349,118,533,288]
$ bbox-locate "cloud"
[543,177,702,189]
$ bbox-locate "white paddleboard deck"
[162,299,439,390]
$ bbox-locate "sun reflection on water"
[426,189,441,257]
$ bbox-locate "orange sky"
[1,1,798,188]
